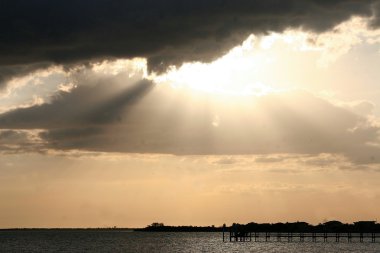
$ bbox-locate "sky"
[1,0,380,228]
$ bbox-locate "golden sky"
[1,15,380,228]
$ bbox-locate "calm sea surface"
[1,230,380,253]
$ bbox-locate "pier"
[223,231,379,243]
[222,221,380,243]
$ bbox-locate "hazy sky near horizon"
[1,1,380,227]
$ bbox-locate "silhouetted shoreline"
[2,221,379,233]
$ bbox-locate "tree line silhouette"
[136,221,380,233]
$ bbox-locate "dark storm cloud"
[0,0,379,82]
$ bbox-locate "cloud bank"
[0,65,379,164]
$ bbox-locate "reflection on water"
[1,231,380,253]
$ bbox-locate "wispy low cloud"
[210,153,367,174]
[255,155,293,163]
[213,182,349,196]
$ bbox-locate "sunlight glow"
[153,35,277,97]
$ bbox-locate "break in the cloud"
[1,0,379,87]
[0,63,379,164]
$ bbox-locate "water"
[1,230,380,253]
